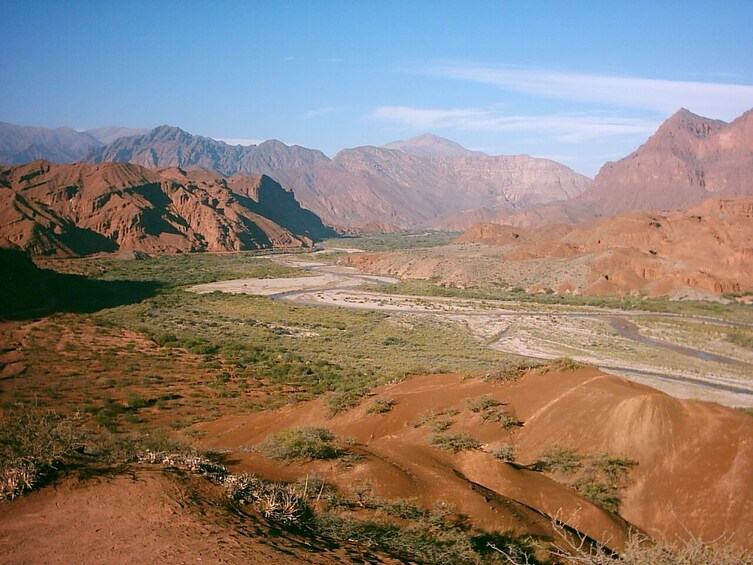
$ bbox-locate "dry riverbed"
[188,257,753,408]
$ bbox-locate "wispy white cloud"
[371,106,659,143]
[371,106,486,130]
[301,106,349,120]
[424,63,753,120]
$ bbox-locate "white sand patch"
[187,274,345,296]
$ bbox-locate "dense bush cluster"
[260,427,346,461]
[0,409,86,501]
[533,447,637,513]
[429,432,482,453]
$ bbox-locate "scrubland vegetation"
[321,231,460,252]
[364,278,753,324]
[2,248,751,564]
[533,447,637,513]
[5,406,748,564]
[43,251,310,287]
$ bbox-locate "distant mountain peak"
[257,139,289,149]
[582,107,753,215]
[382,133,486,158]
[148,124,192,140]
[671,107,700,119]
[660,108,727,136]
[85,126,151,145]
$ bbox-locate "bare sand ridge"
[188,262,397,296]
[197,369,753,550]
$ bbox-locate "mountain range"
[0,122,148,164]
[1,107,752,246]
[440,108,753,230]
[0,160,334,257]
[82,126,591,229]
[0,122,591,230]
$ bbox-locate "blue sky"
[2,0,752,176]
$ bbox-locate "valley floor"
[3,248,753,563]
[190,254,753,408]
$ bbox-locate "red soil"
[197,367,753,550]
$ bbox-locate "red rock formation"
[0,160,330,257]
[353,196,753,297]
[582,108,753,213]
[81,126,591,230]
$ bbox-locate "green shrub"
[90,398,128,432]
[540,357,583,372]
[412,407,460,429]
[587,453,637,480]
[326,389,368,417]
[125,393,149,409]
[532,448,637,513]
[366,397,396,414]
[533,447,583,474]
[429,432,481,453]
[431,419,454,432]
[0,409,87,501]
[260,427,344,461]
[466,395,503,413]
[490,444,516,463]
[153,333,179,347]
[572,476,622,513]
[483,360,542,383]
[481,408,523,429]
[727,330,753,350]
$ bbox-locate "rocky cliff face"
[0,161,331,257]
[582,108,753,213]
[224,173,336,240]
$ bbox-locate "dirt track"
[189,257,753,407]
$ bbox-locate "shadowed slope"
[0,248,161,320]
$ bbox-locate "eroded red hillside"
[0,161,329,257]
